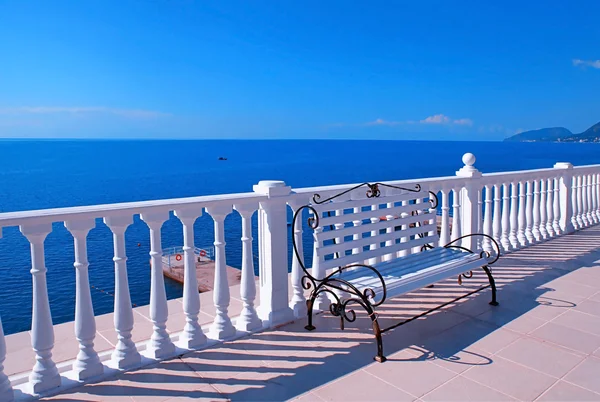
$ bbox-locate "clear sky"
[1,1,599,140]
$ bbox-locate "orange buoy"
[199,249,207,257]
[175,254,182,261]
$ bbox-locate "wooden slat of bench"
[318,220,437,258]
[318,210,433,242]
[319,234,436,270]
[317,201,429,227]
[337,247,468,283]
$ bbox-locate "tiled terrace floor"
[38,226,600,401]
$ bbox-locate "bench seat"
[336,247,486,301]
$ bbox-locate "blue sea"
[0,139,599,335]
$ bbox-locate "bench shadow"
[43,229,600,401]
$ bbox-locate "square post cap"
[253,180,291,197]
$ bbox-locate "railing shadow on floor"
[39,230,600,402]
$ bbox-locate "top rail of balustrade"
[0,191,266,228]
[572,164,600,174]
[481,164,600,185]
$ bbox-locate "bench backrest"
[311,185,438,270]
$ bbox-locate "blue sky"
[0,1,599,140]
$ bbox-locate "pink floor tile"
[421,376,515,401]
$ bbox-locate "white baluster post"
[233,203,263,331]
[103,216,141,370]
[206,205,236,340]
[482,185,493,253]
[500,184,511,251]
[509,182,519,248]
[546,179,555,237]
[586,174,593,225]
[20,223,61,393]
[525,180,534,243]
[450,189,462,242]
[539,179,548,239]
[492,184,501,245]
[517,181,528,247]
[140,212,175,359]
[532,179,542,241]
[592,174,599,224]
[576,175,584,228]
[553,178,562,235]
[253,181,294,325]
[455,153,481,251]
[64,219,103,380]
[554,162,575,234]
[0,313,14,402]
[173,208,206,349]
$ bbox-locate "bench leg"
[371,313,386,362]
[482,265,499,306]
[305,295,316,331]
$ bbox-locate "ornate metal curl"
[311,182,422,205]
[443,234,501,265]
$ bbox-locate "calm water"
[0,139,599,335]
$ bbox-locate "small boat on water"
[218,156,227,161]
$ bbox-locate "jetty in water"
[161,246,247,292]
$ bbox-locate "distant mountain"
[504,121,600,142]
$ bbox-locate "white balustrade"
[140,212,176,359]
[0,156,600,398]
[482,185,493,253]
[517,181,527,246]
[20,223,61,394]
[0,314,13,402]
[104,216,141,370]
[545,179,555,237]
[206,205,236,340]
[234,203,262,331]
[64,219,103,380]
[492,184,501,246]
[173,208,207,349]
[500,184,511,251]
[509,182,519,248]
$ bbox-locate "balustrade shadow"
[41,228,600,401]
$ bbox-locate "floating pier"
[161,246,246,292]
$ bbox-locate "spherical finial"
[462,153,476,167]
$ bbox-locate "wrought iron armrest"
[443,234,501,265]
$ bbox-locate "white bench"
[292,182,500,362]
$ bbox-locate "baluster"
[140,212,175,359]
[481,185,493,253]
[20,224,61,393]
[0,314,14,402]
[451,188,462,242]
[553,178,562,235]
[287,200,308,318]
[103,216,141,369]
[581,175,589,226]
[439,189,450,246]
[592,174,599,224]
[576,175,584,228]
[509,182,519,248]
[206,206,236,340]
[596,173,600,221]
[492,184,501,245]
[64,219,103,380]
[525,180,534,243]
[571,175,579,230]
[517,181,527,246]
[586,174,594,224]
[539,179,548,239]
[174,209,206,348]
[532,180,541,241]
[234,204,262,331]
[546,179,555,237]
[500,184,511,251]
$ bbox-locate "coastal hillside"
[505,121,600,142]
